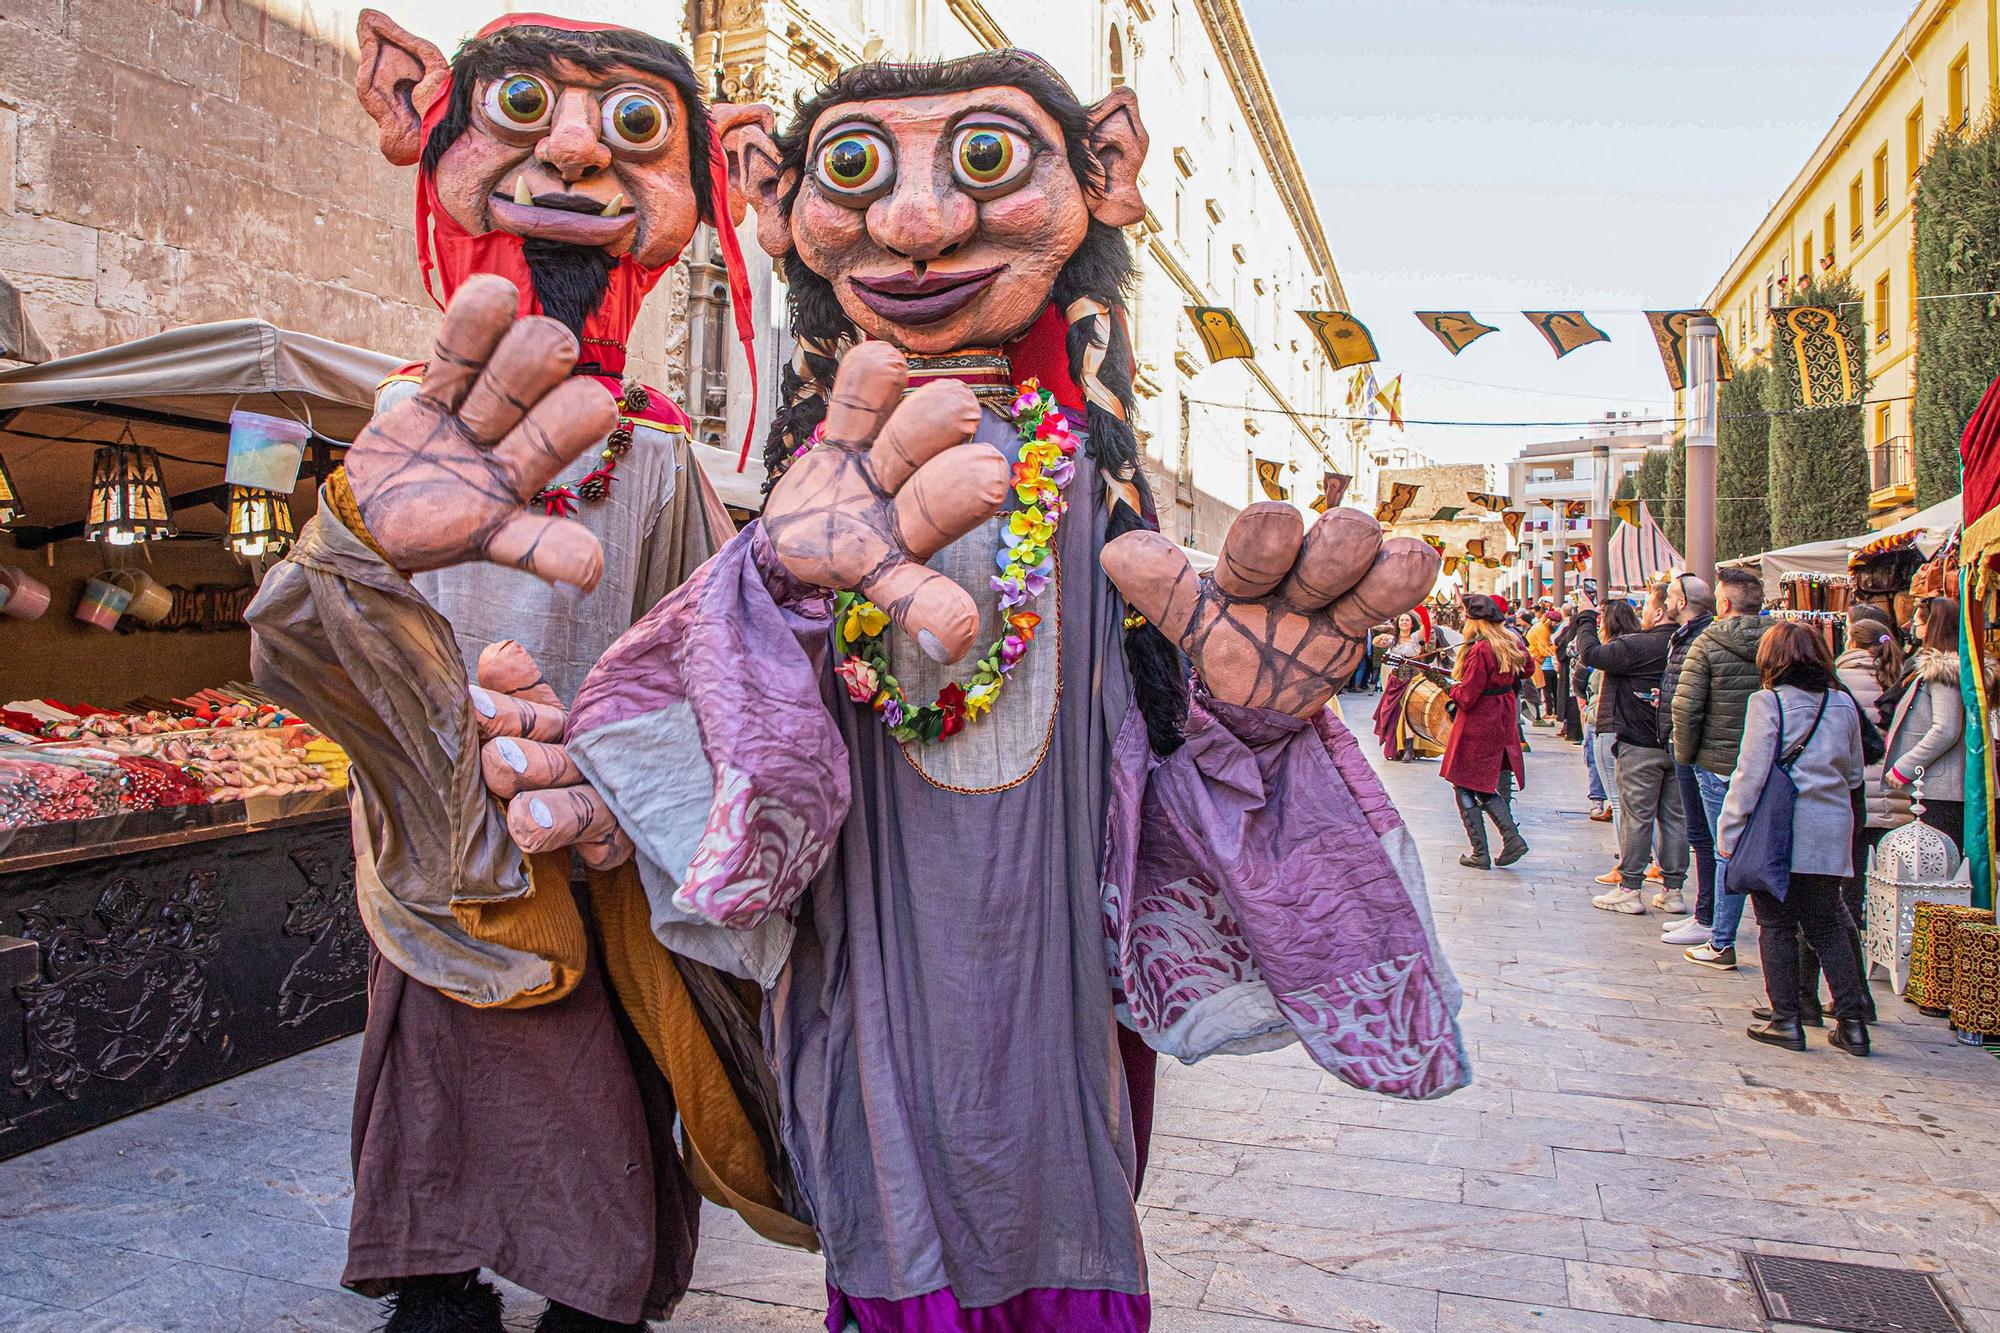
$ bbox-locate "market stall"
[0,320,396,1157]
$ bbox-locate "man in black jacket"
[1553,589,1598,745]
[1581,605,1687,913]
[1656,575,1715,922]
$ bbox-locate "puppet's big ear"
[716,102,796,259]
[1083,87,1148,227]
[356,9,450,166]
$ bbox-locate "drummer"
[1372,609,1447,762]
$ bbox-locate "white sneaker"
[1660,918,1710,946]
[1592,887,1646,914]
[1654,891,1688,914]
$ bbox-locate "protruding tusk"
[601,192,626,217]
[513,175,534,206]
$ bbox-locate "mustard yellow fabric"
[448,849,589,1009]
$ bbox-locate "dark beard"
[521,239,615,354]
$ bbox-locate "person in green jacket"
[1668,566,1770,970]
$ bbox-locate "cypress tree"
[1664,437,1688,554]
[1716,363,1772,561]
[1765,271,1870,546]
[1913,113,1999,508]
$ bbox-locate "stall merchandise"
[1779,571,1851,612]
[1771,609,1849,659]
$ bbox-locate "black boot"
[1746,1016,1807,1051]
[535,1301,644,1332]
[379,1273,504,1333]
[1828,1018,1871,1057]
[1483,796,1529,867]
[1752,1005,1823,1028]
[1456,790,1490,869]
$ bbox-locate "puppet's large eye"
[816,130,893,197]
[483,74,554,130]
[602,89,671,153]
[953,126,1030,190]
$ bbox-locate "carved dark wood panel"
[0,815,361,1158]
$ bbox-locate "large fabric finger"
[418,274,518,413]
[891,441,1009,562]
[1328,538,1442,635]
[457,315,579,447]
[507,784,619,855]
[1213,503,1304,599]
[860,557,981,663]
[820,341,906,447]
[870,379,980,492]
[476,640,562,708]
[489,377,620,501]
[577,828,635,871]
[469,683,567,742]
[480,511,606,593]
[481,736,582,800]
[1277,507,1384,610]
[1099,530,1202,648]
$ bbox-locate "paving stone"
[1564,1259,1763,1329]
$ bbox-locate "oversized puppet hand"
[342,273,620,589]
[472,640,632,870]
[1103,504,1439,718]
[762,342,1009,663]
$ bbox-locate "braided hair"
[762,54,1187,751]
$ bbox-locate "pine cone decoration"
[619,382,650,413]
[605,422,635,458]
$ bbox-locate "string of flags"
[1367,489,1683,586]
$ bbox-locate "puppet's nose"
[538,119,611,182]
[871,181,976,262]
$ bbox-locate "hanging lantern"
[86,436,174,545]
[227,485,295,558]
[0,451,22,526]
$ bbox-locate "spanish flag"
[1523,311,1610,358]
[1374,373,1406,429]
[1185,306,1254,362]
[1299,311,1381,369]
[1415,311,1498,356]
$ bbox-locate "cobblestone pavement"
[3,696,1999,1331]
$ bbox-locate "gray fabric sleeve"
[1716,690,1777,859]
[1894,681,1963,780]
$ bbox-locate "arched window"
[1109,25,1126,88]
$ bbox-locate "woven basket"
[1948,921,2000,1038]
[1907,904,1994,1011]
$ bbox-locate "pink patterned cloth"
[826,1282,1148,1332]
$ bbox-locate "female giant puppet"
[247,11,808,1333]
[254,39,1470,1333]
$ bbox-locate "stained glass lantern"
[228,485,295,558]
[86,438,175,545]
[0,451,22,526]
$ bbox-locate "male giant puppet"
[247,12,808,1333]
[251,36,1469,1333]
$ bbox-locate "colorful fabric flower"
[842,600,889,643]
[964,681,999,718]
[835,657,879,703]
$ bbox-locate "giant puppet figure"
[253,42,1469,1333]
[246,12,808,1333]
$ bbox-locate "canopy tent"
[1605,505,1683,593]
[1724,494,1963,600]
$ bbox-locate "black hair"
[1598,599,1641,640]
[422,24,714,225]
[764,54,1185,752]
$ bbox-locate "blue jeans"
[1677,761,1717,926]
[1696,767,1746,948]
[1583,724,1607,803]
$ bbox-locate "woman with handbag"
[1440,595,1529,869]
[1715,622,1872,1056]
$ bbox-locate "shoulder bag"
[1724,691,1829,903]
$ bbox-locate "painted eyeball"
[816,129,893,197]
[953,126,1030,190]
[483,74,554,131]
[602,89,671,153]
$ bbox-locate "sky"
[1241,0,1924,471]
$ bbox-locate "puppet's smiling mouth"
[849,265,1005,325]
[488,187,637,247]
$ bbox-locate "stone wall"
[0,0,687,392]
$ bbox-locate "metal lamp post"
[1684,315,1720,583]
[1591,441,1613,594]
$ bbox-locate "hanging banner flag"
[1562,499,1588,519]
[1466,491,1511,513]
[1611,497,1640,526]
[1465,537,1487,562]
[1421,534,1446,552]
[1254,457,1289,501]
[1643,309,1736,393]
[1415,311,1499,356]
[1523,311,1610,358]
[1774,305,1860,409]
[1501,509,1524,541]
[1375,481,1420,524]
[1309,471,1351,513]
[1298,311,1380,369]
[1430,505,1464,521]
[1443,555,1462,576]
[1374,373,1406,429]
[1186,306,1254,362]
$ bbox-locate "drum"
[1406,678,1452,747]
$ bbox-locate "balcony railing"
[1870,438,1913,497]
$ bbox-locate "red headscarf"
[414,13,759,462]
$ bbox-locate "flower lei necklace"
[532,381,650,516]
[832,380,1077,744]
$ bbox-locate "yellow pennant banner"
[1465,537,1487,562]
[1375,480,1420,525]
[1254,458,1289,502]
[1643,309,1735,393]
[1186,306,1254,363]
[1611,497,1640,526]
[1502,509,1524,541]
[1299,311,1381,369]
[1443,555,1462,576]
[1774,305,1861,409]
[1414,311,1499,356]
[1466,491,1511,513]
[1523,311,1610,358]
